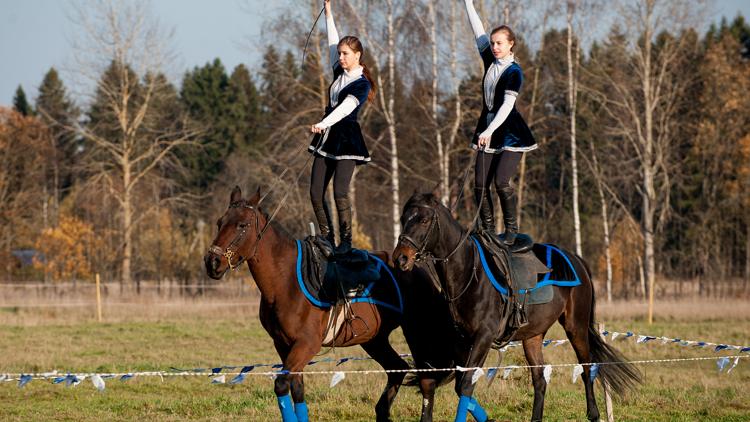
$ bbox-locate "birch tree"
[70,0,200,287]
[587,0,706,321]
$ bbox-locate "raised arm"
[325,0,340,70]
[464,0,489,52]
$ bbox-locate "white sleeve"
[480,92,517,137]
[464,0,489,52]
[326,10,340,69]
[314,95,360,129]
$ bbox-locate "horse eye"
[420,218,429,224]
[238,222,248,229]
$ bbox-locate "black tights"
[310,156,355,238]
[474,150,522,193]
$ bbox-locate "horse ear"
[249,187,261,206]
[431,182,442,199]
[230,185,242,204]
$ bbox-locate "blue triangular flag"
[229,373,247,385]
[336,358,350,366]
[52,376,67,384]
[486,368,498,383]
[589,364,599,382]
[543,339,552,347]
[120,374,134,381]
[18,375,32,388]
[272,364,284,369]
[211,367,223,374]
[240,366,254,373]
[740,347,750,353]
[714,345,730,352]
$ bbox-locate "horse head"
[204,185,266,279]
[392,186,456,272]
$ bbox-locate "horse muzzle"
[392,244,416,272]
[204,250,228,280]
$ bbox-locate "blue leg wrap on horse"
[277,394,298,422]
[454,395,471,422]
[468,397,488,422]
[294,401,309,422]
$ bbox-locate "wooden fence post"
[95,273,102,322]
[599,323,614,422]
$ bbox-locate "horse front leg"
[418,376,437,422]
[453,335,494,422]
[522,335,547,422]
[274,340,320,422]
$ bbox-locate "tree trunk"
[567,2,583,257]
[384,0,400,248]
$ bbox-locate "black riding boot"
[312,200,336,247]
[498,185,519,246]
[474,187,496,235]
[334,196,353,255]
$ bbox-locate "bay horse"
[204,186,455,421]
[392,190,641,422]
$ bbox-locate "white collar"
[494,53,515,66]
[343,66,363,78]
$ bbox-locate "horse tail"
[402,369,456,387]
[579,254,642,397]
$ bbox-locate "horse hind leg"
[522,335,548,422]
[559,312,600,421]
[361,334,411,422]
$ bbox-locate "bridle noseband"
[397,204,440,263]
[208,201,261,270]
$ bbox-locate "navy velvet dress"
[308,64,372,164]
[471,47,536,153]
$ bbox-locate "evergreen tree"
[179,58,233,190]
[12,85,33,116]
[36,68,81,209]
[227,64,262,153]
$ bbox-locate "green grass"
[0,303,748,421]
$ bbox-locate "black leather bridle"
[207,201,261,270]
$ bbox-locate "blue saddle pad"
[473,237,582,305]
[295,240,403,313]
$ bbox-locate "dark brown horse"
[392,191,641,422]
[204,186,410,422]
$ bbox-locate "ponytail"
[361,62,377,103]
[339,35,377,103]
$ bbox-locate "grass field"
[1,299,748,421]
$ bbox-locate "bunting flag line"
[3,354,748,391]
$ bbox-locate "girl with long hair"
[309,0,377,254]
[464,0,536,246]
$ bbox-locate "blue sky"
[1,0,749,107]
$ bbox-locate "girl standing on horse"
[464,0,536,246]
[309,0,376,254]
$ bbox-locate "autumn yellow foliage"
[33,215,103,282]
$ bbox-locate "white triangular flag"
[211,375,226,384]
[91,375,105,391]
[611,332,620,341]
[0,375,7,382]
[543,365,552,384]
[502,367,513,380]
[471,368,484,385]
[727,357,740,374]
[330,371,345,387]
[572,365,583,383]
